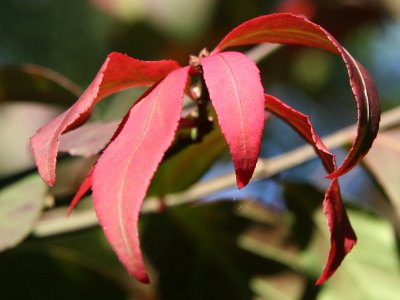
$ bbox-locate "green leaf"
[0,102,63,178]
[0,64,79,178]
[251,273,306,300]
[0,174,48,251]
[142,201,272,300]
[0,64,81,105]
[363,127,400,223]
[0,240,128,300]
[316,210,400,300]
[148,125,226,196]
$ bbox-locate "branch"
[33,105,400,237]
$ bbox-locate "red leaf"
[317,179,357,285]
[201,51,265,188]
[30,52,180,186]
[92,67,189,283]
[265,94,356,284]
[67,169,93,216]
[213,13,380,178]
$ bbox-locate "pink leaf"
[92,67,189,283]
[201,51,265,188]
[30,52,180,186]
[213,13,380,178]
[265,94,356,284]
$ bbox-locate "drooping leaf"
[317,179,357,285]
[0,174,48,251]
[92,67,189,283]
[264,94,356,284]
[201,51,265,188]
[213,13,380,178]
[0,64,81,105]
[30,52,180,186]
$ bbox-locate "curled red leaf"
[213,13,380,179]
[30,53,180,186]
[201,51,265,188]
[317,179,357,285]
[265,94,356,284]
[92,67,189,283]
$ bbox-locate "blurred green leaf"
[142,201,273,300]
[91,0,216,41]
[148,127,226,196]
[251,272,306,300]
[0,64,80,178]
[317,209,400,300]
[363,127,400,223]
[0,244,128,300]
[0,64,80,105]
[240,184,400,300]
[144,0,216,41]
[0,174,48,251]
[0,102,63,178]
[237,200,301,273]
[90,0,146,23]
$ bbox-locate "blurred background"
[1,0,400,299]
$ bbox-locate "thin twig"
[246,43,282,63]
[33,106,400,237]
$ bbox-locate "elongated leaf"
[201,51,265,188]
[213,13,380,178]
[0,174,48,251]
[318,179,357,285]
[265,94,356,284]
[30,53,180,186]
[92,67,189,283]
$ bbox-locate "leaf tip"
[315,234,357,285]
[235,170,252,189]
[30,134,57,187]
[137,273,150,284]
